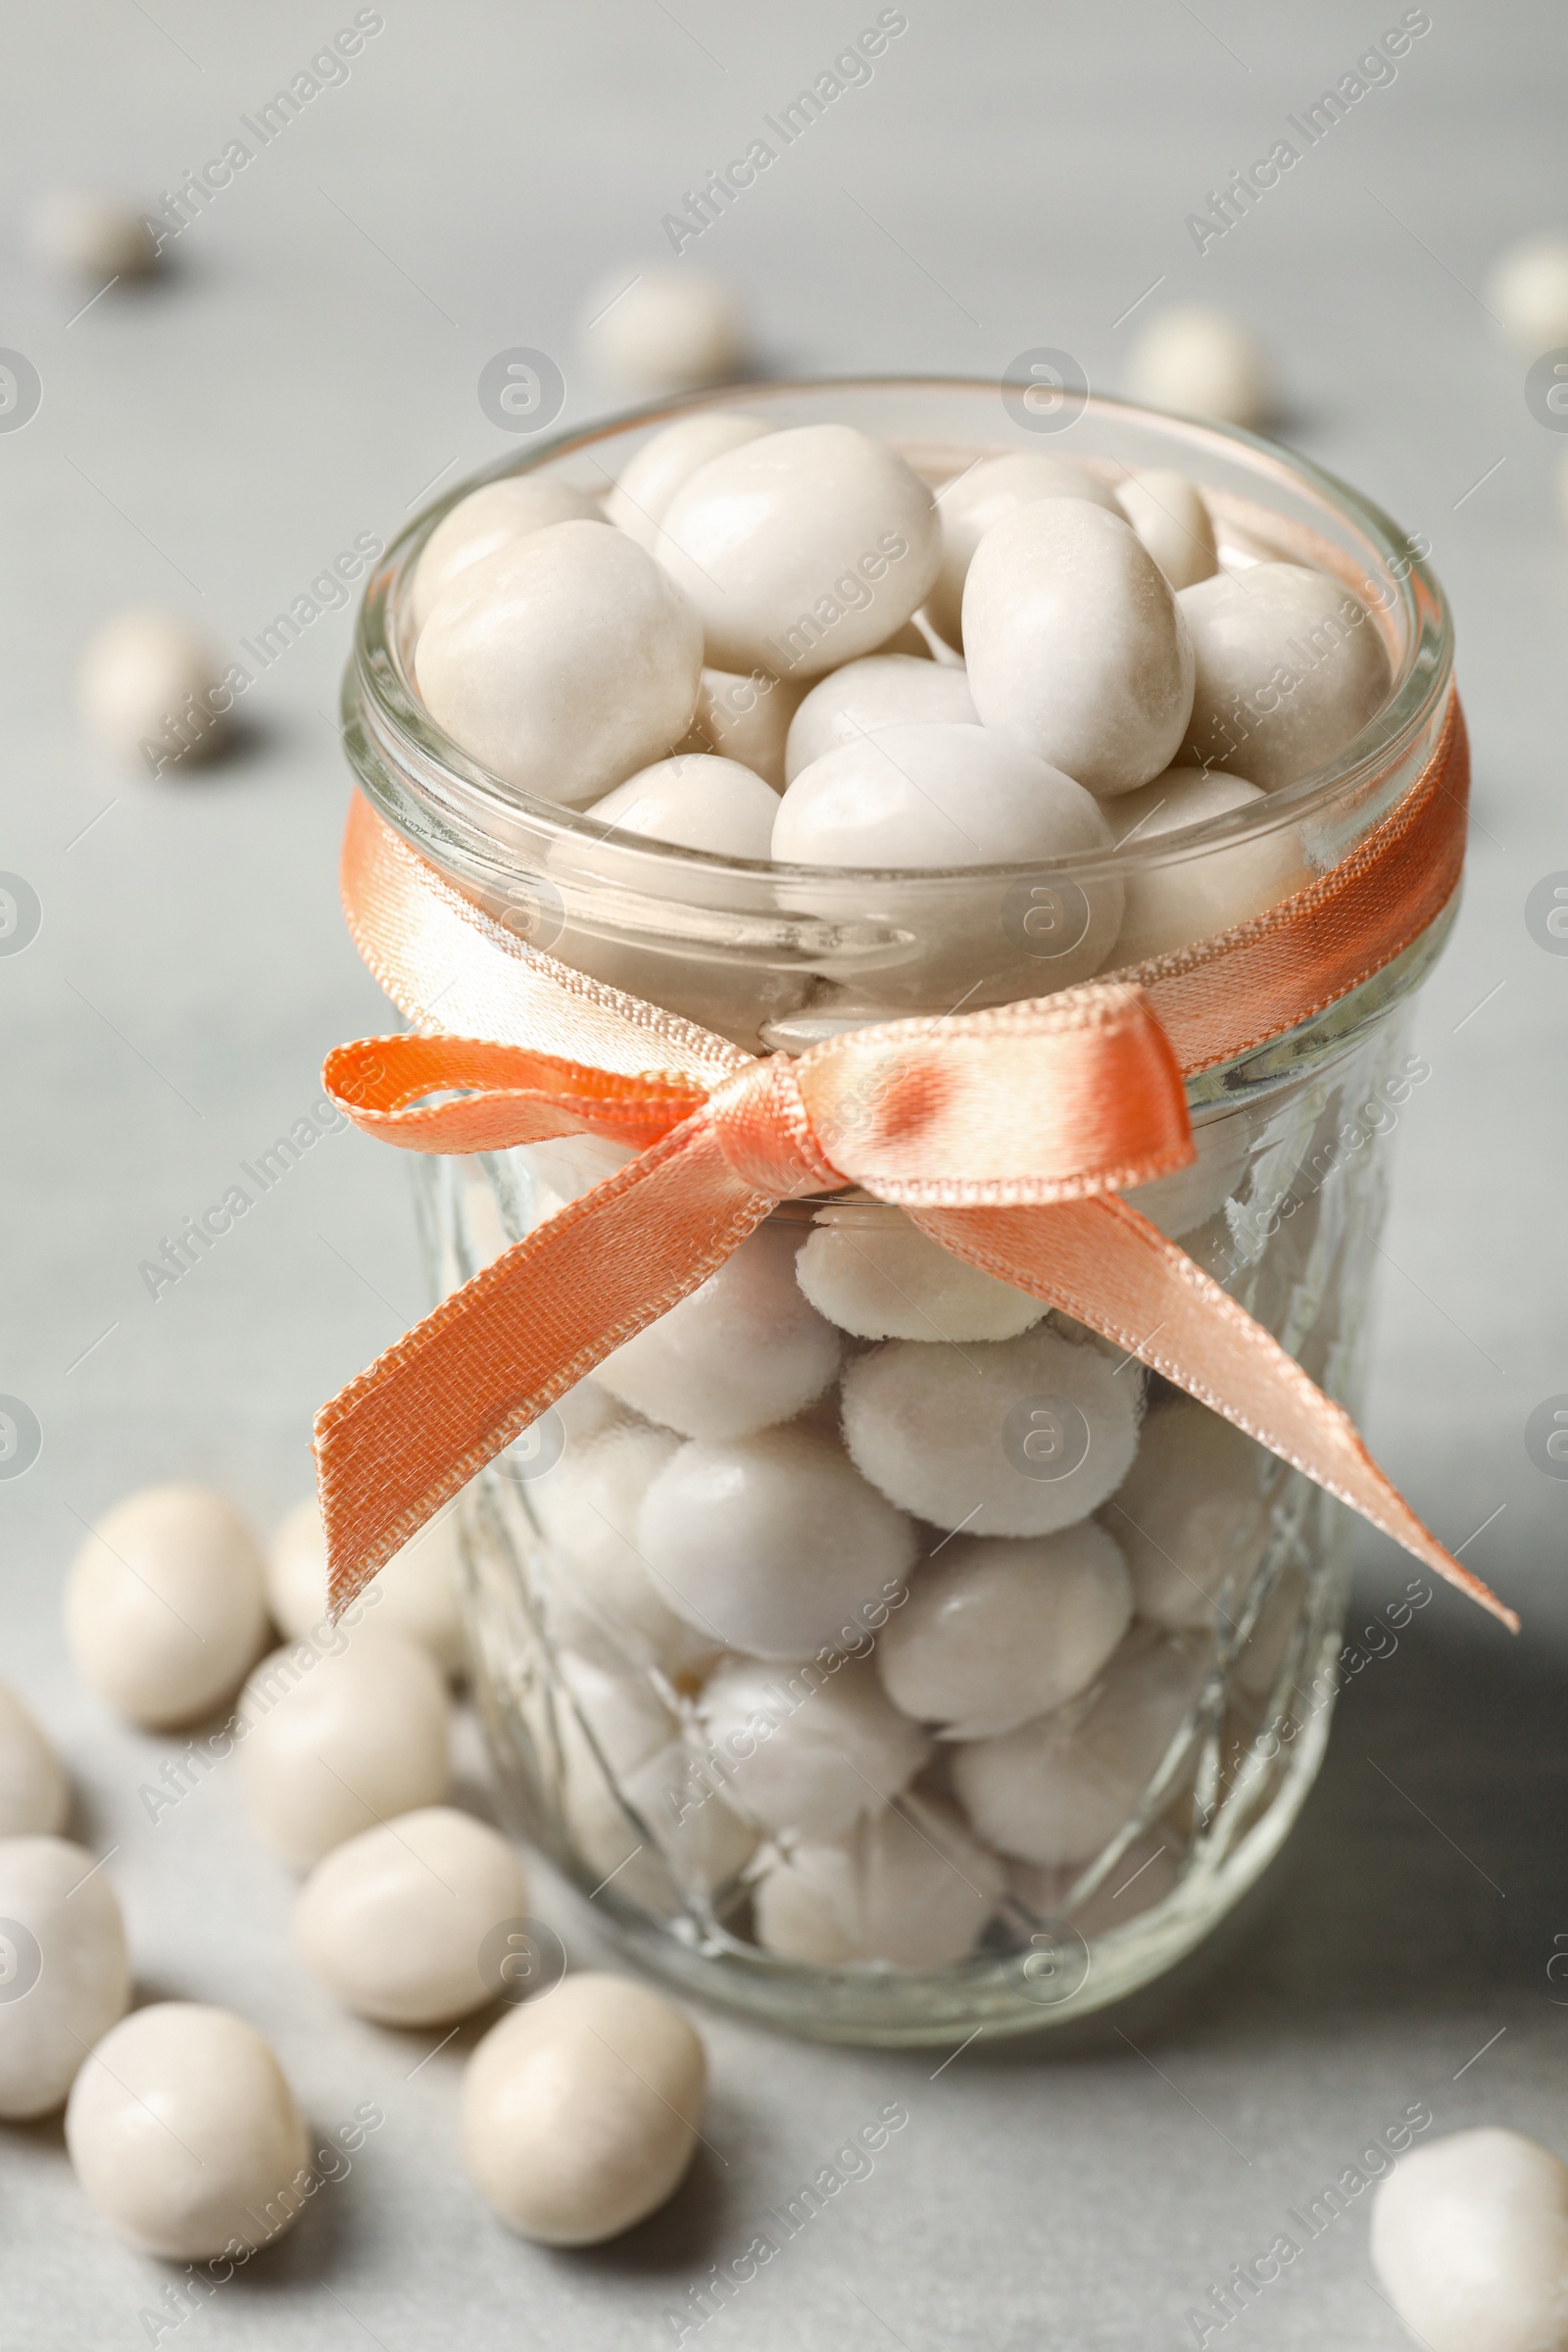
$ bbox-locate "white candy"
[0,1685,68,1835]
[606,413,772,548]
[1370,2128,1568,2352]
[533,1423,719,1677]
[296,1806,529,2026]
[697,1653,930,1839]
[586,270,747,394]
[752,1791,1004,1968]
[796,1204,1048,1343]
[1109,763,1304,965]
[638,1427,918,1660]
[267,1495,466,1677]
[841,1327,1144,1538]
[773,723,1116,874]
[952,1626,1210,1867]
[927,453,1120,647]
[586,753,779,862]
[65,1484,270,1730]
[1129,306,1274,427]
[30,190,159,280]
[412,476,601,631]
[557,1695,757,1910]
[1100,1398,1271,1630]
[77,608,228,772]
[1485,231,1568,355]
[596,1226,841,1442]
[0,1837,129,2119]
[676,664,806,788]
[1179,563,1392,789]
[235,1630,451,1868]
[1008,1829,1181,1936]
[66,2004,309,2260]
[784,653,976,781]
[658,424,940,679]
[464,1973,707,2244]
[878,1524,1133,1740]
[1120,1102,1255,1239]
[963,500,1196,797]
[416,519,702,806]
[1114,470,1218,590]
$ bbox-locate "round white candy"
[66,1484,270,1730]
[1179,563,1392,788]
[927,453,1120,648]
[752,1791,1004,1968]
[878,1524,1134,1740]
[235,1630,451,1868]
[533,1423,718,1677]
[773,723,1115,872]
[1120,1102,1255,1239]
[586,753,779,862]
[963,500,1196,797]
[557,1684,756,1909]
[417,519,702,807]
[796,1204,1047,1343]
[697,1653,930,1839]
[1370,2127,1568,2352]
[841,1326,1144,1538]
[596,1226,841,1443]
[30,189,159,279]
[1008,1828,1182,1936]
[638,1426,918,1660]
[296,1806,529,2026]
[606,413,772,547]
[0,1837,129,2119]
[66,2004,310,2260]
[412,475,601,631]
[465,1973,707,2243]
[585,269,747,394]
[1108,763,1304,965]
[1129,306,1274,427]
[1485,231,1568,355]
[1100,1397,1272,1630]
[267,1495,466,1676]
[658,423,940,679]
[952,1626,1209,1866]
[77,608,228,772]
[0,1685,68,1835]
[784,654,976,781]
[677,663,805,788]
[1113,470,1218,590]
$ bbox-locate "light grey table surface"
[2,3,1566,2345]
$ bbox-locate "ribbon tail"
[314,1117,773,1614]
[910,1196,1517,1632]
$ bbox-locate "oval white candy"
[1108,763,1305,964]
[463,1973,707,2244]
[0,1836,129,2119]
[532,1422,718,1677]
[267,1495,466,1677]
[878,1524,1134,1740]
[796,1204,1048,1343]
[1114,470,1218,590]
[66,2003,310,2259]
[31,190,160,280]
[557,1693,757,1910]
[784,654,976,781]
[1009,1829,1181,1937]
[963,500,1196,797]
[927,452,1120,648]
[235,1630,451,1868]
[752,1792,1004,1968]
[840,1327,1144,1538]
[586,270,747,394]
[638,1426,918,1660]
[596,1226,841,1442]
[677,664,806,788]
[606,413,772,547]
[1120,1102,1255,1240]
[65,1484,270,1730]
[417,519,702,806]
[1129,306,1274,427]
[413,475,601,631]
[659,423,940,679]
[1370,2127,1568,2352]
[77,609,227,771]
[1485,231,1568,355]
[1179,563,1392,789]
[0,1685,68,1835]
[296,1806,529,2026]
[697,1653,930,1839]
[1100,1398,1272,1630]
[586,752,779,863]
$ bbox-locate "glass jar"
[342,379,1457,2045]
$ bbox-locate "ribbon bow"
[315,691,1513,1633]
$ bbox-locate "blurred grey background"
[2,2,1566,2344]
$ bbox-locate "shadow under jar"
[343,377,1457,2044]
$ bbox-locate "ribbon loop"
[708,1055,846,1200]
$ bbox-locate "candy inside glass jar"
[344,378,1458,2043]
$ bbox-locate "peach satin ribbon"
[316,689,1513,1631]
